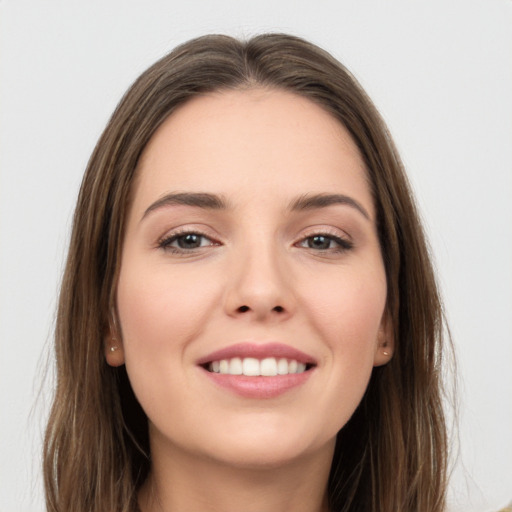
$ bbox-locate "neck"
[139,436,334,512]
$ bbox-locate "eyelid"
[298,225,352,241]
[155,224,353,254]
[156,225,222,252]
[294,226,354,251]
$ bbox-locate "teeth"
[261,357,277,376]
[242,357,260,376]
[229,357,243,375]
[208,357,308,376]
[219,360,229,374]
[277,358,288,375]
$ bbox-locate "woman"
[43,34,448,512]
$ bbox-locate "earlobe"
[104,313,125,367]
[105,342,125,367]
[373,309,394,367]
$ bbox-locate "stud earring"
[110,345,119,352]
[383,350,390,356]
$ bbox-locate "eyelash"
[158,228,353,256]
[296,232,353,253]
[157,229,219,254]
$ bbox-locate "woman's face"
[111,89,391,469]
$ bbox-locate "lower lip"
[201,369,313,398]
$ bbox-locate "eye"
[158,231,218,252]
[297,234,353,252]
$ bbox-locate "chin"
[206,443,324,470]
[195,421,336,470]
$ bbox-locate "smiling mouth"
[198,344,316,398]
[203,357,315,376]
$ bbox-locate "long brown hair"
[44,33,449,512]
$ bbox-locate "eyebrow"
[141,191,370,221]
[289,193,370,220]
[142,192,229,220]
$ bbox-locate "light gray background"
[1,1,511,511]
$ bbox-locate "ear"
[373,308,394,367]
[104,314,125,367]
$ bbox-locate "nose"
[223,243,295,322]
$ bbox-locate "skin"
[106,88,393,512]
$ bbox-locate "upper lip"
[196,342,317,366]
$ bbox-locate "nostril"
[235,305,285,314]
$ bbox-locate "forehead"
[133,88,373,216]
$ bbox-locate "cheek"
[115,261,220,424]
[116,260,221,363]
[301,272,386,432]
[299,264,387,372]
[305,272,386,337]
